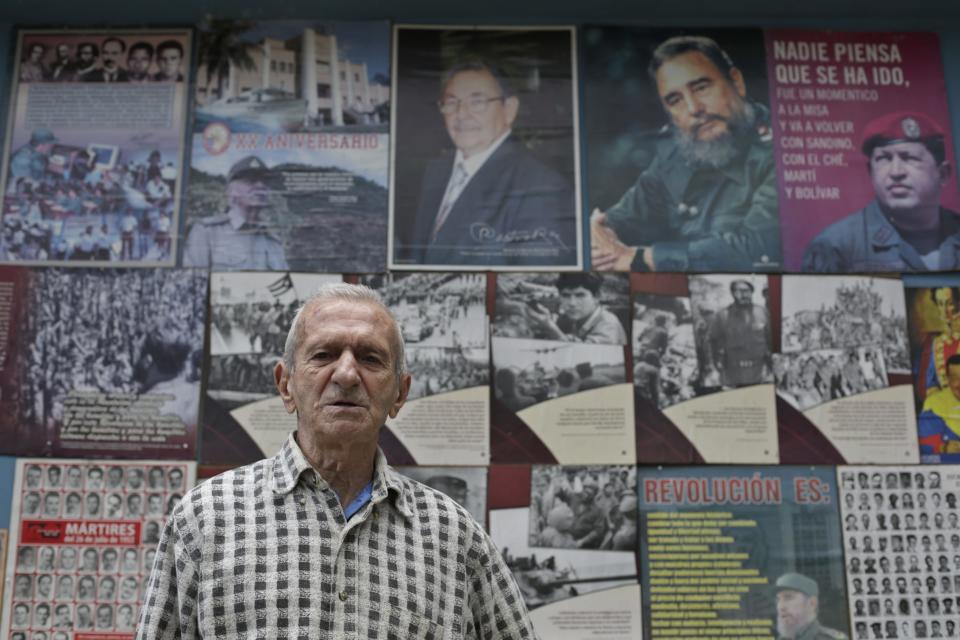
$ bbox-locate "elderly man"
[706,279,771,387]
[182,156,288,270]
[137,283,534,638]
[804,112,960,271]
[397,59,576,267]
[775,573,847,640]
[592,35,780,272]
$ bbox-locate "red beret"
[861,111,945,156]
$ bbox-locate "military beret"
[861,112,945,156]
[29,128,57,145]
[227,155,271,182]
[775,572,819,598]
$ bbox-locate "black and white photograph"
[632,291,698,409]
[390,25,581,270]
[489,507,638,611]
[207,272,342,406]
[362,273,489,401]
[494,273,628,345]
[395,466,487,525]
[689,274,772,388]
[528,465,637,552]
[492,337,627,412]
[840,466,960,640]
[774,347,889,411]
[0,268,207,458]
[782,275,910,374]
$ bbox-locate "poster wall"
[491,273,635,464]
[202,271,342,465]
[767,30,960,273]
[363,273,490,465]
[775,275,919,464]
[0,267,207,459]
[0,29,192,266]
[632,273,779,464]
[184,21,391,273]
[1,458,197,640]
[904,275,960,463]
[582,26,781,273]
[838,466,960,640]
[638,466,849,640]
[488,465,642,639]
[390,25,582,270]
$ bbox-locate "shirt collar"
[454,128,512,177]
[269,433,413,519]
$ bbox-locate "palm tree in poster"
[197,18,256,101]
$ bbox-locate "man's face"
[24,492,39,512]
[276,300,410,449]
[29,45,43,62]
[85,494,99,513]
[78,45,95,66]
[776,589,817,638]
[44,493,60,515]
[227,176,271,211]
[102,40,124,71]
[731,283,753,306]
[559,287,600,323]
[128,48,151,76]
[56,44,69,61]
[870,141,948,216]
[158,47,182,79]
[440,69,518,159]
[27,466,41,486]
[656,50,747,144]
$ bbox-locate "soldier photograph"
[803,112,960,272]
[690,274,772,388]
[182,156,288,270]
[583,27,780,272]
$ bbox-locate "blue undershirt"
[343,481,374,520]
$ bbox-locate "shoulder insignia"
[200,215,229,226]
[872,225,894,245]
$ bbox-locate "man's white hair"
[281,282,406,377]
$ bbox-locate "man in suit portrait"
[395,59,577,267]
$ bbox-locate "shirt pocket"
[383,604,463,640]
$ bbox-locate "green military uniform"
[182,213,288,271]
[780,620,848,640]
[708,303,771,387]
[775,573,848,640]
[603,105,781,271]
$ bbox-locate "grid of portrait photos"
[840,467,960,640]
[6,460,193,638]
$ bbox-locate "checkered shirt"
[136,434,536,639]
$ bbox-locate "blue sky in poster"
[233,21,389,82]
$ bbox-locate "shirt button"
[339,590,348,602]
[689,205,699,216]
[677,203,688,214]
[760,255,769,263]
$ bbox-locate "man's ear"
[503,96,520,127]
[940,161,952,186]
[388,373,413,419]
[274,361,297,414]
[729,67,747,98]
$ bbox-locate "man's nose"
[331,351,361,386]
[682,91,705,117]
[889,155,907,176]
